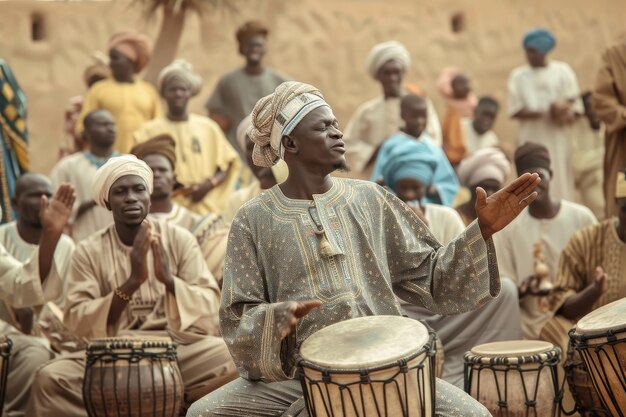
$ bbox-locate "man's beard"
[332,161,350,173]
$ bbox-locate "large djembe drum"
[0,336,12,417]
[297,316,436,417]
[570,298,626,417]
[563,336,610,416]
[464,340,561,417]
[83,338,184,417]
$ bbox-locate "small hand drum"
[83,337,183,417]
[0,336,12,417]
[298,316,436,417]
[571,298,626,417]
[464,340,561,417]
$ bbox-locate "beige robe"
[222,180,262,224]
[592,43,626,218]
[49,152,114,242]
[192,213,229,286]
[343,96,442,178]
[507,60,583,200]
[0,239,63,417]
[461,118,499,155]
[134,114,242,215]
[27,222,237,416]
[148,203,201,231]
[493,200,597,339]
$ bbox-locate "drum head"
[576,298,626,336]
[471,340,553,357]
[299,316,429,369]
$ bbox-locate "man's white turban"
[365,41,411,79]
[457,147,511,188]
[157,59,203,97]
[247,81,330,167]
[92,155,153,207]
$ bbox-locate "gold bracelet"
[114,288,131,302]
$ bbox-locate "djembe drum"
[563,337,610,416]
[0,336,12,417]
[570,298,626,417]
[298,316,436,417]
[83,338,183,417]
[464,340,561,417]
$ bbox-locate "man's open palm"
[476,173,541,240]
[40,183,76,234]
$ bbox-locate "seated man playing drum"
[27,155,237,416]
[187,81,541,417]
[542,170,626,357]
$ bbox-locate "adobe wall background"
[0,0,623,173]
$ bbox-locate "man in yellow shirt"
[76,31,162,153]
[134,60,241,215]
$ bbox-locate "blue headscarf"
[523,28,556,54]
[378,139,438,192]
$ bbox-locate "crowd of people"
[0,18,624,417]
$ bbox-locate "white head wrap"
[247,81,330,167]
[157,59,203,97]
[457,148,511,188]
[92,155,154,207]
[366,41,411,79]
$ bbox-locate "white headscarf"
[457,148,511,188]
[92,155,153,207]
[247,81,330,167]
[365,41,411,79]
[157,59,203,97]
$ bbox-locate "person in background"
[437,67,478,165]
[76,31,162,153]
[507,27,582,200]
[222,115,288,223]
[343,41,442,178]
[50,110,118,242]
[592,38,626,218]
[371,94,459,206]
[61,52,111,158]
[135,59,241,215]
[0,58,29,223]
[0,184,75,417]
[461,97,500,156]
[493,142,596,340]
[206,20,288,158]
[542,170,626,362]
[0,174,75,335]
[131,134,200,231]
[456,147,511,226]
[376,138,522,387]
[570,91,605,219]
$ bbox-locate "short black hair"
[83,109,110,130]
[401,93,427,109]
[477,96,499,110]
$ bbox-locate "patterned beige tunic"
[221,178,500,382]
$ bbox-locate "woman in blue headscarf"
[0,58,29,223]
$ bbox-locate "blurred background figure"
[61,52,111,158]
[0,58,29,224]
[206,20,288,159]
[592,37,626,219]
[507,27,582,201]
